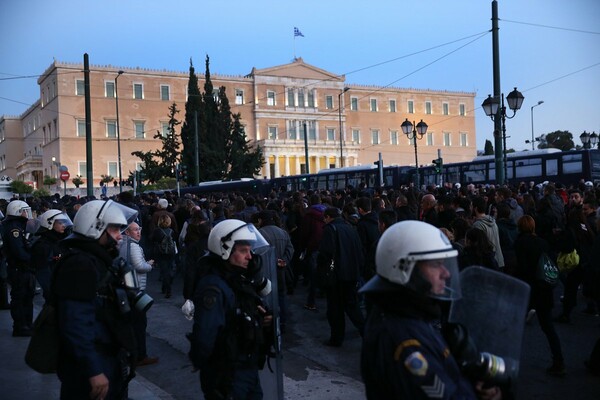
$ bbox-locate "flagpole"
[293,34,296,60]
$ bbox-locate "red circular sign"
[59,171,70,181]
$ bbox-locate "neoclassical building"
[0,58,476,189]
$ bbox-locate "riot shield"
[448,267,530,388]
[253,245,284,400]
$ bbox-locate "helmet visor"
[409,256,461,301]
[225,222,270,255]
[96,200,138,232]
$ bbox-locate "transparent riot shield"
[448,266,530,389]
[253,245,284,400]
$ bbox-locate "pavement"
[2,273,600,399]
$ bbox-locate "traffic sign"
[59,171,70,181]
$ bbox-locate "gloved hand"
[181,299,194,321]
[442,322,479,367]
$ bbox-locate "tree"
[537,130,574,151]
[10,180,33,196]
[132,103,182,184]
[43,175,57,187]
[181,55,264,182]
[484,140,494,155]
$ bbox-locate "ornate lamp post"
[401,119,428,188]
[580,131,599,150]
[482,87,524,184]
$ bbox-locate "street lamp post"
[338,87,349,167]
[115,70,124,194]
[51,156,59,179]
[482,87,524,185]
[401,119,428,189]
[580,131,599,150]
[530,100,544,151]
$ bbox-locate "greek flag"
[294,27,304,37]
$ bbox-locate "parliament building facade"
[0,58,476,189]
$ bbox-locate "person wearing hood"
[30,210,72,304]
[471,196,505,270]
[356,197,381,282]
[494,187,523,225]
[53,200,139,399]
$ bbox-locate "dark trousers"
[7,267,35,331]
[157,257,174,294]
[537,307,564,363]
[305,251,318,307]
[326,280,365,344]
[132,308,148,360]
[561,266,584,317]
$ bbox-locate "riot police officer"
[188,219,273,400]
[360,220,503,400]
[1,200,34,336]
[53,200,138,400]
[30,209,72,303]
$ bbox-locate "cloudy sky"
[1,0,598,152]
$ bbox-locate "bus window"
[545,159,558,176]
[562,154,583,174]
[464,163,487,183]
[515,158,542,178]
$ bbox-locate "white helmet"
[208,219,269,260]
[360,220,460,300]
[72,200,138,240]
[6,200,32,219]
[37,210,73,231]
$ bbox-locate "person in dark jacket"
[458,228,499,271]
[496,203,519,276]
[1,200,34,336]
[30,210,72,304]
[514,215,566,376]
[394,192,417,221]
[356,197,380,281]
[152,214,177,298]
[360,220,503,399]
[317,207,365,347]
[54,199,138,399]
[189,219,272,400]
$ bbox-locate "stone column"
[273,155,280,178]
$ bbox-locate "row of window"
[76,80,172,101]
[267,122,468,147]
[76,119,171,139]
[72,79,467,117]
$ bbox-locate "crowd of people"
[0,177,599,399]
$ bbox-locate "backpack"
[536,252,559,287]
[158,228,176,255]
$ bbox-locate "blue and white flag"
[294,27,304,37]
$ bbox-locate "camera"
[111,257,154,314]
[462,352,518,385]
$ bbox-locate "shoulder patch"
[11,229,20,238]
[394,339,421,361]
[199,285,221,310]
[404,351,428,377]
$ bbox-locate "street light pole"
[401,119,428,189]
[530,100,544,151]
[482,87,524,185]
[338,87,349,167]
[115,70,124,194]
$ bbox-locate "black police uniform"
[361,288,478,399]
[189,254,269,400]
[53,236,137,400]
[30,228,65,304]
[1,214,34,336]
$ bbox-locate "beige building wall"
[1,59,476,190]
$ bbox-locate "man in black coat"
[317,207,365,347]
[356,197,380,281]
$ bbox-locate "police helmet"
[208,219,269,260]
[360,220,461,301]
[72,200,138,240]
[6,200,32,219]
[37,209,73,231]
